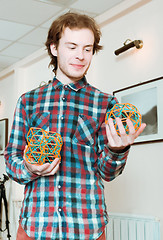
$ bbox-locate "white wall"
[0,72,16,239]
[0,72,16,175]
[0,0,162,238]
[88,0,163,92]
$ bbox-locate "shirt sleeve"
[97,141,129,181]
[4,96,39,185]
[96,95,130,182]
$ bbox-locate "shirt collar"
[52,76,87,92]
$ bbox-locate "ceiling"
[0,0,124,72]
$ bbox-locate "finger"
[24,145,28,152]
[127,118,136,138]
[106,124,115,146]
[30,163,51,175]
[116,118,126,135]
[135,123,146,138]
[107,118,120,140]
[25,156,61,175]
[123,118,137,145]
[126,119,135,135]
[23,145,29,160]
[41,158,60,175]
[106,118,126,149]
[115,118,131,146]
[42,162,60,176]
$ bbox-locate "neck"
[55,69,83,85]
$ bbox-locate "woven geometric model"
[105,103,142,136]
[24,127,63,165]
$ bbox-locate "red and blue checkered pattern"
[4,77,129,240]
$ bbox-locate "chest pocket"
[28,112,50,132]
[72,114,98,146]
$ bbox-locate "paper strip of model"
[25,127,63,165]
[105,103,142,136]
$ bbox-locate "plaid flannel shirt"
[4,77,129,240]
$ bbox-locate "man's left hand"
[106,117,146,152]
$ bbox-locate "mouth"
[71,64,85,70]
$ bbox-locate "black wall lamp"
[114,39,143,56]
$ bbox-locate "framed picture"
[113,76,163,144]
[0,118,8,155]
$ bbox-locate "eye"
[69,46,76,50]
[67,44,76,50]
[85,47,92,52]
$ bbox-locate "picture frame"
[113,76,163,144]
[0,118,8,155]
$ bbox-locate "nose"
[76,49,84,60]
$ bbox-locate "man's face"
[50,27,94,83]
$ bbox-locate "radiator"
[106,213,160,240]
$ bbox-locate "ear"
[50,44,57,57]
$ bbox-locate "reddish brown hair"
[45,12,103,73]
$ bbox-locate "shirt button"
[60,116,64,120]
[58,185,61,189]
[58,208,62,212]
[64,85,68,89]
[62,97,66,101]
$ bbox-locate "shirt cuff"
[104,144,130,161]
[108,145,130,155]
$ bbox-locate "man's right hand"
[24,157,60,177]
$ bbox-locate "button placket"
[60,86,68,120]
[58,207,62,212]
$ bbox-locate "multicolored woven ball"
[25,127,63,165]
[105,103,142,136]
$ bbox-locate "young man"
[4,12,146,240]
